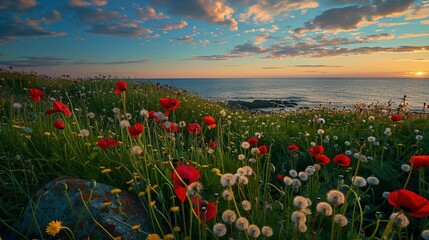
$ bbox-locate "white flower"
[238,154,246,161]
[250,148,260,155]
[367,176,380,185]
[179,121,186,127]
[112,107,120,114]
[220,109,226,117]
[254,132,262,138]
[87,112,95,119]
[220,173,237,187]
[310,142,316,147]
[345,150,352,155]
[235,217,249,230]
[140,109,149,118]
[382,191,390,198]
[119,120,130,128]
[352,176,367,188]
[416,135,423,141]
[367,136,376,142]
[317,118,325,124]
[283,176,293,185]
[241,141,250,149]
[242,200,251,211]
[213,223,227,237]
[222,210,237,224]
[368,116,375,121]
[131,146,143,155]
[344,141,350,146]
[317,129,324,135]
[13,103,22,109]
[80,129,90,137]
[401,164,410,172]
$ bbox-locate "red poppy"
[114,81,127,94]
[159,98,180,116]
[193,198,217,222]
[162,121,179,132]
[171,165,201,202]
[387,189,429,218]
[287,144,299,152]
[53,119,65,129]
[316,154,330,165]
[248,137,258,145]
[187,123,202,134]
[209,141,217,149]
[390,114,403,122]
[310,145,324,156]
[334,154,351,167]
[203,116,216,129]
[276,174,285,181]
[409,155,429,170]
[258,145,268,156]
[29,88,43,102]
[45,101,72,117]
[97,138,119,149]
[129,123,144,138]
[149,110,160,121]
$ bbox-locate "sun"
[416,71,424,76]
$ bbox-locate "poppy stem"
[403,155,415,190]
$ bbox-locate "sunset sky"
[0,0,428,78]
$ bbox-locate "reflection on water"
[135,78,429,111]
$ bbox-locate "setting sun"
[416,71,425,76]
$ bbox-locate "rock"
[11,176,153,239]
[227,100,298,110]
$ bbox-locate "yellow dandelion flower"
[138,191,146,197]
[211,168,221,174]
[131,224,141,230]
[114,236,123,240]
[25,135,31,139]
[46,220,63,236]
[100,166,106,169]
[85,142,91,146]
[216,173,223,177]
[101,202,112,207]
[111,188,122,194]
[150,201,156,207]
[170,206,180,212]
[126,179,134,184]
[163,233,174,240]
[201,165,209,168]
[146,233,161,240]
[97,135,104,139]
[173,226,181,232]
[72,122,77,125]
[43,132,51,136]
[128,186,134,191]
[101,169,112,174]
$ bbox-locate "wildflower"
[101,201,112,207]
[367,136,376,142]
[170,206,180,212]
[247,224,261,239]
[235,217,249,230]
[209,141,217,148]
[327,190,345,205]
[213,223,227,237]
[367,176,380,185]
[317,118,325,124]
[305,166,315,175]
[422,230,429,240]
[146,233,161,240]
[220,173,237,187]
[111,189,121,194]
[114,80,127,94]
[298,172,308,181]
[293,196,309,209]
[187,181,203,197]
[352,176,367,188]
[29,88,43,102]
[113,107,121,114]
[159,98,180,116]
[171,165,201,202]
[309,145,324,156]
[289,170,298,177]
[250,147,260,155]
[387,189,429,218]
[13,102,22,109]
[203,115,216,128]
[389,212,409,228]
[163,234,174,240]
[334,214,348,227]
[241,141,250,149]
[238,154,246,161]
[368,116,375,121]
[242,200,251,210]
[148,110,160,121]
[316,202,333,216]
[416,135,423,141]
[317,129,324,135]
[291,211,307,224]
[129,123,144,138]
[220,109,226,116]
[162,121,179,132]
[101,169,112,174]
[80,129,90,137]
[45,101,72,117]
[334,154,351,167]
[53,119,65,129]
[390,114,403,122]
[187,123,201,134]
[316,154,330,165]
[261,226,273,237]
[222,189,233,201]
[119,120,130,128]
[283,176,293,185]
[131,224,141,230]
[291,179,301,188]
[238,175,249,185]
[193,198,217,221]
[46,220,62,236]
[247,137,258,145]
[131,146,143,155]
[258,145,268,156]
[287,144,299,151]
[222,209,237,224]
[98,138,119,149]
[409,155,429,170]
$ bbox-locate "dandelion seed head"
[296,223,307,233]
[241,141,250,149]
[327,190,345,205]
[250,147,260,155]
[242,200,251,211]
[291,179,301,188]
[87,112,95,119]
[416,135,423,141]
[220,173,237,187]
[293,196,309,209]
[261,226,273,237]
[80,129,90,137]
[140,109,149,118]
[222,189,233,201]
[13,103,22,109]
[345,150,352,155]
[305,166,315,175]
[298,171,308,181]
[119,120,130,128]
[421,230,429,240]
[222,210,237,224]
[334,214,348,227]
[131,146,143,155]
[213,223,227,237]
[401,164,410,172]
[235,217,249,230]
[220,109,226,117]
[289,170,298,177]
[390,212,409,228]
[238,154,246,161]
[367,136,376,142]
[317,118,325,124]
[113,107,120,114]
[352,176,367,188]
[242,166,253,175]
[367,176,380,185]
[283,176,293,185]
[291,211,307,224]
[247,224,261,238]
[344,141,350,146]
[316,202,333,216]
[238,175,249,185]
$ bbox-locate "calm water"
[135,78,429,111]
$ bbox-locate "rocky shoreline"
[227,99,298,110]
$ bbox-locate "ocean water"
[135,78,429,111]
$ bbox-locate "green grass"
[0,71,428,239]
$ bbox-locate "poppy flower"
[409,155,429,170]
[192,198,217,222]
[149,110,161,121]
[334,154,351,167]
[203,116,216,129]
[97,138,119,149]
[248,137,258,145]
[129,123,144,138]
[209,141,217,149]
[171,165,201,202]
[114,81,127,94]
[29,88,43,102]
[276,174,285,181]
[316,154,330,165]
[188,123,202,134]
[45,101,72,117]
[310,145,324,156]
[390,114,403,122]
[162,121,179,132]
[258,145,268,156]
[387,189,429,218]
[53,119,65,129]
[159,98,180,116]
[287,144,299,152]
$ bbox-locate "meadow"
[0,71,428,240]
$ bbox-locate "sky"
[0,0,428,78]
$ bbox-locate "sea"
[134,78,429,112]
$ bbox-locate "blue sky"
[0,0,428,78]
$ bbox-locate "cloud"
[254,33,270,45]
[240,0,319,22]
[262,66,282,69]
[0,57,67,67]
[391,58,429,62]
[144,34,160,39]
[378,22,408,27]
[190,55,237,61]
[174,35,193,41]
[68,0,108,7]
[71,7,124,24]
[151,0,238,30]
[244,25,279,33]
[230,43,268,55]
[88,22,152,37]
[0,0,37,11]
[356,33,395,41]
[328,0,370,4]
[294,65,343,67]
[421,19,429,24]
[135,6,169,21]
[199,39,226,47]
[74,59,148,65]
[158,20,188,30]
[405,2,429,20]
[397,33,429,39]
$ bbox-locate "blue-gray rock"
[11,176,153,239]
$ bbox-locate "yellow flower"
[131,224,141,230]
[100,166,106,169]
[12,125,23,129]
[114,236,123,240]
[46,220,63,236]
[173,226,181,232]
[211,168,221,174]
[126,179,134,184]
[101,168,112,174]
[150,201,156,207]
[170,206,180,212]
[43,132,51,136]
[146,233,161,240]
[111,188,122,194]
[101,202,112,207]
[163,233,175,240]
[138,191,146,197]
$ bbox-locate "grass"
[0,71,428,239]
